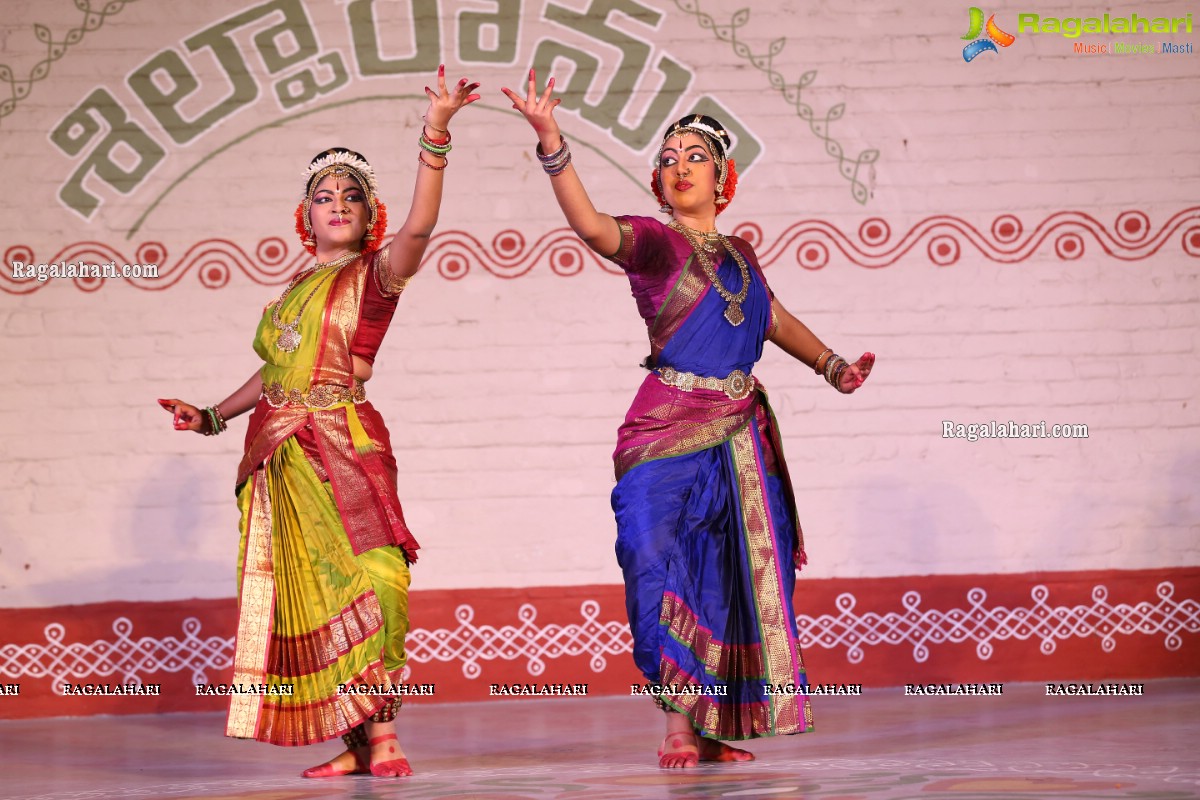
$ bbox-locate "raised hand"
[838,352,876,394]
[423,64,480,132]
[497,69,620,255]
[500,69,563,144]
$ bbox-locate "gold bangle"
[812,348,833,374]
[422,114,448,134]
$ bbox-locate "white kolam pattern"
[2,583,1196,691]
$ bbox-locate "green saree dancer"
[228,240,419,748]
[161,65,480,778]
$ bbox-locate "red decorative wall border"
[1,568,1196,719]
[4,207,1198,294]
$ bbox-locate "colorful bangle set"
[418,128,451,170]
[203,406,227,436]
[820,353,852,393]
[536,137,572,176]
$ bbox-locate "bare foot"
[658,731,700,769]
[301,747,369,778]
[698,738,755,763]
[369,733,413,777]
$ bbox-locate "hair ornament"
[301,150,379,195]
[667,114,731,155]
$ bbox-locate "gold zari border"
[648,250,710,365]
[614,398,753,480]
[255,657,397,746]
[374,244,411,297]
[267,591,384,679]
[657,657,775,740]
[730,424,803,734]
[660,591,765,679]
[607,218,636,266]
[226,470,275,738]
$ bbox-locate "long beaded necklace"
[270,250,360,353]
[668,219,751,326]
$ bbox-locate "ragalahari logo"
[962,7,1017,61]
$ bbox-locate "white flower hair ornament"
[301,149,379,196]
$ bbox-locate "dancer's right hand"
[158,398,206,433]
[500,69,562,145]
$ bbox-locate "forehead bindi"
[313,174,363,195]
[663,133,712,157]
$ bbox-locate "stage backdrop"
[1,0,1197,718]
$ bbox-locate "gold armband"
[374,244,411,297]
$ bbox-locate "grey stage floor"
[1,680,1198,799]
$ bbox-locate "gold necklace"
[270,250,360,353]
[670,219,720,254]
[668,220,751,326]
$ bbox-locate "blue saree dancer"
[608,214,811,741]
[503,74,875,766]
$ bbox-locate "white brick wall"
[0,0,1196,606]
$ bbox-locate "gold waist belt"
[656,367,755,401]
[263,380,365,409]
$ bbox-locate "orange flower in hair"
[295,201,316,255]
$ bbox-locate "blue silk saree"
[608,215,813,740]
